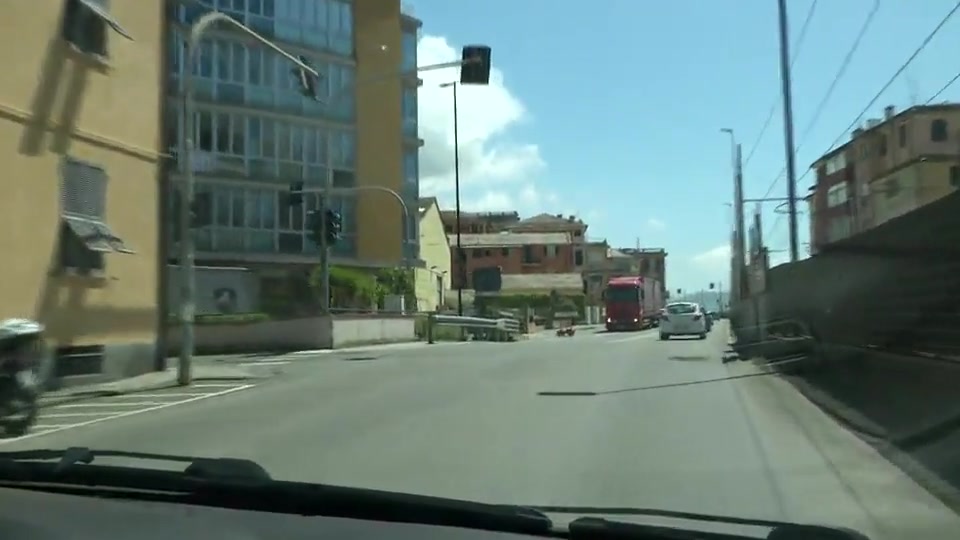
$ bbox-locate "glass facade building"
[165,0,417,263]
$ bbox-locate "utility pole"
[440,81,464,315]
[734,144,746,304]
[777,0,800,262]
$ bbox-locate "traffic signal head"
[460,45,491,85]
[291,55,320,100]
[709,282,715,290]
[324,209,342,245]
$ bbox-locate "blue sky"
[411,0,960,293]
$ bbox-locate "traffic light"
[288,181,304,207]
[190,192,213,228]
[291,55,320,100]
[324,209,342,245]
[306,209,323,247]
[709,282,715,290]
[460,45,491,85]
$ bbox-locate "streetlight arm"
[186,11,319,78]
[299,185,416,261]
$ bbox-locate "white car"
[659,302,707,340]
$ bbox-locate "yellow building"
[1,2,163,379]
[414,197,450,311]
[165,0,424,277]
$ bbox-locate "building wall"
[354,0,406,265]
[415,202,450,311]
[810,149,854,251]
[453,242,576,289]
[869,159,960,227]
[0,2,162,356]
[846,105,960,232]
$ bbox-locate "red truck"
[603,276,664,332]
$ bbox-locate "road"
[2,322,958,539]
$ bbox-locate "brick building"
[449,232,575,289]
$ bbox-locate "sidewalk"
[40,364,269,409]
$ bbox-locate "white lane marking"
[0,384,256,446]
[54,402,175,408]
[110,393,207,399]
[238,360,291,366]
[192,383,244,388]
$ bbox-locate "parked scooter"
[0,318,47,436]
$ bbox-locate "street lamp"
[439,81,464,316]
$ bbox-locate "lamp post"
[439,81,463,316]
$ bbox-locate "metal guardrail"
[426,313,521,344]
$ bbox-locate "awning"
[64,215,135,254]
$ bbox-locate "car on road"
[659,302,707,340]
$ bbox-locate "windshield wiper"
[567,516,870,540]
[0,447,272,480]
[0,447,553,536]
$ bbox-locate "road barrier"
[426,313,521,344]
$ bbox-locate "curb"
[781,370,960,513]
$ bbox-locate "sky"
[410,0,960,293]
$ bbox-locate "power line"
[926,71,960,104]
[760,0,881,202]
[765,0,960,241]
[743,0,820,168]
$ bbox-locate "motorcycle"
[0,318,47,436]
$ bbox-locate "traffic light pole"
[179,11,321,386]
[296,184,415,314]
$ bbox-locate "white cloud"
[692,245,731,267]
[646,218,666,231]
[417,35,547,212]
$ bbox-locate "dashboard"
[0,486,542,540]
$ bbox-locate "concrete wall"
[167,315,417,355]
[737,189,960,352]
[167,266,260,315]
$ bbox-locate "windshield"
[2,2,959,540]
[605,286,639,303]
[666,303,698,315]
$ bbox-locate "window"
[666,303,697,315]
[402,88,418,136]
[826,183,848,208]
[606,287,639,303]
[898,124,907,148]
[878,134,887,156]
[522,245,539,264]
[62,0,132,58]
[931,119,948,142]
[574,250,584,266]
[950,166,960,188]
[59,158,133,274]
[402,31,418,72]
[404,150,419,188]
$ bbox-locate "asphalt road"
[1,322,958,539]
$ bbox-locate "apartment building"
[810,104,960,252]
[1,1,164,378]
[164,0,422,279]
